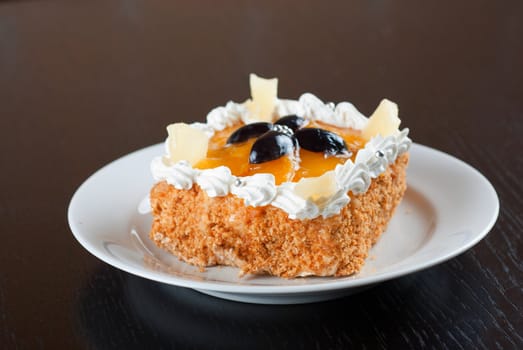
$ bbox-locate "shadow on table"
[74,265,467,350]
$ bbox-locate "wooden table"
[1,1,521,348]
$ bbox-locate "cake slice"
[148,75,411,278]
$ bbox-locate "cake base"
[149,154,408,278]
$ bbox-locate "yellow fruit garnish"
[166,123,209,165]
[294,171,337,202]
[245,73,278,122]
[362,99,401,140]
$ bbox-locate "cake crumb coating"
[149,154,409,278]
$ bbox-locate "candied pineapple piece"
[294,171,337,202]
[166,123,209,165]
[362,99,401,139]
[245,73,278,122]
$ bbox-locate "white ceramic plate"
[68,143,499,304]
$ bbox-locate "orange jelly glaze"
[195,121,366,184]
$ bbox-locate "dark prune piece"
[294,128,349,156]
[226,122,272,144]
[274,115,308,132]
[249,131,297,164]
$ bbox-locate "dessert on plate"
[148,74,411,278]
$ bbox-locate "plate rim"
[68,143,500,295]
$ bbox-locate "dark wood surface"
[1,1,521,349]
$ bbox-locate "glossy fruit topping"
[294,128,349,156]
[226,122,272,144]
[274,115,308,132]
[249,131,297,164]
[196,121,364,183]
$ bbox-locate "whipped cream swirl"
[151,158,196,190]
[196,167,233,197]
[231,174,277,207]
[276,94,368,130]
[335,161,371,194]
[150,93,411,220]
